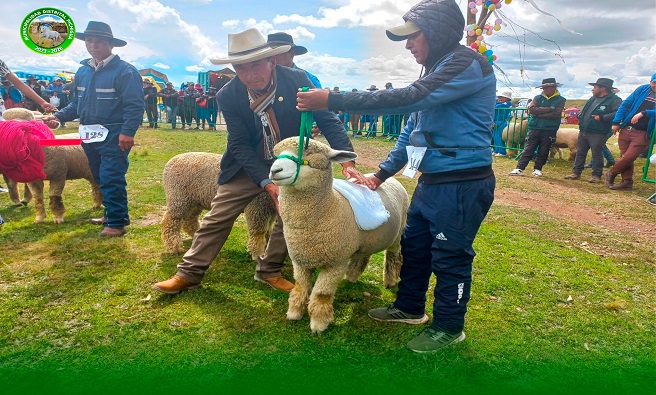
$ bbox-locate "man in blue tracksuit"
[298,0,496,353]
[44,21,144,237]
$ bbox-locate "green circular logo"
[21,8,76,55]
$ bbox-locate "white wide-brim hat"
[210,28,291,65]
[498,91,512,100]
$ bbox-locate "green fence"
[641,128,655,184]
[491,107,529,157]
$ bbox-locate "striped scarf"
[247,69,280,160]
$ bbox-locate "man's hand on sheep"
[119,134,134,151]
[40,102,59,113]
[296,88,330,111]
[341,162,377,190]
[41,115,61,129]
[264,182,280,214]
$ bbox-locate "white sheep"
[161,152,277,258]
[270,137,409,333]
[502,119,578,161]
[1,108,102,223]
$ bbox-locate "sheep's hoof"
[54,217,64,224]
[286,309,304,321]
[34,217,45,224]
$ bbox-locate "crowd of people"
[1,0,654,355]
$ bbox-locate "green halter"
[276,87,314,184]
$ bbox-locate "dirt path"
[494,185,655,241]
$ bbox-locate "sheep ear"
[327,149,358,164]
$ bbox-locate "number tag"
[78,124,109,143]
[402,146,427,178]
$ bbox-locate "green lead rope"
[277,86,314,184]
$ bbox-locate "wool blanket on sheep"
[332,179,390,230]
[0,120,55,182]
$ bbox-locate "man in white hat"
[153,28,371,295]
[492,90,513,156]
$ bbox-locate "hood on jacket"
[402,0,464,73]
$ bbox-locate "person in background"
[297,0,496,353]
[509,78,566,177]
[143,79,158,128]
[194,84,209,130]
[42,21,144,237]
[180,82,197,130]
[348,88,362,136]
[23,75,45,112]
[267,32,322,89]
[362,85,379,136]
[206,86,219,130]
[606,73,656,190]
[158,81,179,128]
[0,60,56,112]
[564,78,622,183]
[492,91,512,156]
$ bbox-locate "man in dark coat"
[153,28,370,294]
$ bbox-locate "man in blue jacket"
[153,28,370,295]
[298,0,495,353]
[43,21,144,237]
[607,73,656,190]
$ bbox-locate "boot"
[609,179,633,190]
[605,171,616,187]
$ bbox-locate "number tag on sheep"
[270,137,409,333]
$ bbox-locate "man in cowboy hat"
[267,32,322,88]
[564,78,622,183]
[509,77,566,177]
[153,28,371,295]
[43,21,144,237]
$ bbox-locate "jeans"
[81,132,131,229]
[572,132,607,177]
[394,175,495,333]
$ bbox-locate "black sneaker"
[368,304,429,324]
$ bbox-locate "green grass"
[0,124,654,394]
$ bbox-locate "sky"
[1,0,655,99]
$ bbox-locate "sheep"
[270,137,409,333]
[1,108,102,223]
[502,119,578,161]
[161,152,277,258]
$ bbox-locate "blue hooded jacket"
[612,83,656,137]
[328,0,495,182]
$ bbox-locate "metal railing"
[491,107,529,158]
[641,128,655,184]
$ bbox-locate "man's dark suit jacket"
[216,65,353,186]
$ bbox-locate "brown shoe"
[153,275,201,294]
[89,217,106,225]
[99,227,126,237]
[605,171,616,187]
[588,176,602,183]
[254,275,294,292]
[609,180,633,190]
[564,173,580,180]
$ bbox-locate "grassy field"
[0,123,654,394]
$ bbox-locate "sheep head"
[270,137,357,189]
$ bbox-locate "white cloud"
[152,62,170,69]
[185,65,204,72]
